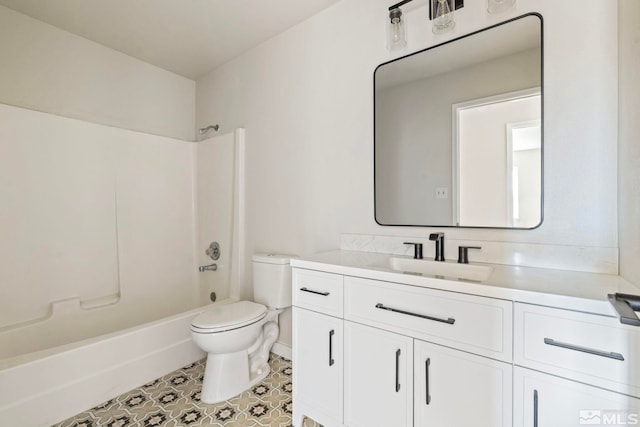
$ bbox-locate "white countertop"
[291,250,640,317]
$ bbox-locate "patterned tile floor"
[54,354,321,427]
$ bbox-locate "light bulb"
[487,0,515,14]
[387,8,407,51]
[432,0,455,34]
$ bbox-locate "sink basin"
[384,257,494,282]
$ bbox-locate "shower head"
[199,124,219,135]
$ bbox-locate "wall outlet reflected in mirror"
[436,187,449,199]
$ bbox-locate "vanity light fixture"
[387,0,412,50]
[386,0,460,51]
[487,0,515,14]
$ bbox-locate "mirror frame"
[373,13,544,229]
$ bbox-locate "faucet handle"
[403,242,423,259]
[457,246,481,264]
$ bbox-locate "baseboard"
[271,341,292,360]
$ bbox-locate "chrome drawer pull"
[299,287,330,296]
[375,303,455,325]
[543,338,624,361]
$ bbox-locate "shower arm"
[199,124,219,135]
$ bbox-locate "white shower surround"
[0,104,249,424]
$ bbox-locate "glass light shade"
[432,0,455,34]
[487,0,515,14]
[387,8,407,51]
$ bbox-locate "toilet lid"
[191,300,267,332]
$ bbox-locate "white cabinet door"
[514,366,640,427]
[344,321,413,427]
[292,307,343,427]
[414,340,512,427]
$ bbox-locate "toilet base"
[200,351,271,404]
[199,318,281,404]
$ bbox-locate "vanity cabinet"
[292,269,344,427]
[414,340,512,427]
[292,267,514,427]
[344,322,413,427]
[292,256,640,427]
[514,302,640,398]
[292,308,343,427]
[512,302,640,426]
[513,367,640,427]
[344,276,513,362]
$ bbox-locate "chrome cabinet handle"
[533,389,538,427]
[375,303,455,325]
[299,287,330,296]
[329,329,335,366]
[425,358,431,405]
[395,349,401,392]
[544,338,624,361]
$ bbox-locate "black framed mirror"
[374,13,543,228]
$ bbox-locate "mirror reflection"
[374,14,543,228]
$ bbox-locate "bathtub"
[0,302,226,426]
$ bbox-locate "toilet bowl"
[190,253,294,404]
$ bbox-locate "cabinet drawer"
[293,269,343,317]
[514,366,640,427]
[514,303,640,398]
[344,276,512,361]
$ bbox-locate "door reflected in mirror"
[374,14,543,228]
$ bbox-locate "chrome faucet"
[198,263,218,272]
[199,241,220,272]
[429,233,445,261]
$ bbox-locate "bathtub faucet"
[198,263,218,272]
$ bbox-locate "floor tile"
[53,354,323,427]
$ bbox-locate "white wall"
[618,0,640,284]
[197,0,619,346]
[0,5,195,141]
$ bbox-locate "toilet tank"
[252,253,296,309]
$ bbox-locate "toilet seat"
[191,300,267,333]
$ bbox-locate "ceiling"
[0,0,341,79]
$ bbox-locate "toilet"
[190,253,293,404]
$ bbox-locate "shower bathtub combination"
[0,303,210,426]
[0,104,247,426]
